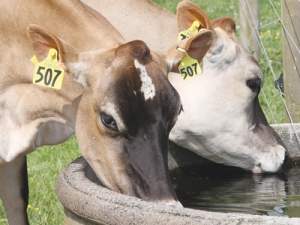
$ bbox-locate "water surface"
[173,166,300,217]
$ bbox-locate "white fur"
[134,59,156,101]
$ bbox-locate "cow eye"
[100,112,118,131]
[246,78,261,94]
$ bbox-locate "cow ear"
[211,17,237,39]
[176,1,212,33]
[162,25,212,72]
[27,24,78,71]
[161,1,214,72]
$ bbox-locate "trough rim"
[56,156,300,225]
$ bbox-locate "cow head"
[27,24,212,204]
[169,1,285,173]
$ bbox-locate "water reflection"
[173,167,300,217]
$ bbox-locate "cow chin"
[169,129,286,174]
[219,145,285,174]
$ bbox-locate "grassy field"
[0,0,283,224]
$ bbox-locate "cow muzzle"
[251,145,286,174]
[164,200,183,208]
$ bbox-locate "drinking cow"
[83,0,286,173]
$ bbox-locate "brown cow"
[0,0,212,224]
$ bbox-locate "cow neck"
[21,0,125,51]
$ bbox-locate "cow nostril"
[257,163,261,167]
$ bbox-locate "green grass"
[0,0,284,224]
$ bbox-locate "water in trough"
[172,164,300,218]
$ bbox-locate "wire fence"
[237,0,281,125]
[239,0,300,145]
[155,0,300,145]
[165,0,286,124]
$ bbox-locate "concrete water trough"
[56,123,300,225]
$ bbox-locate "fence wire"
[240,0,300,147]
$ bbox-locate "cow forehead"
[103,56,177,110]
[95,44,180,133]
[204,27,237,65]
[206,27,262,79]
[104,40,170,98]
[134,59,156,101]
[86,41,180,132]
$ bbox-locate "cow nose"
[252,163,263,174]
[164,200,183,208]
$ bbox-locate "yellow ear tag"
[178,56,202,80]
[178,21,202,80]
[30,55,39,65]
[178,21,200,41]
[31,48,64,89]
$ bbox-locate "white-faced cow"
[82,0,286,174]
[0,0,213,224]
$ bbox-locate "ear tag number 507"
[178,57,202,80]
[177,21,202,80]
[31,48,64,89]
